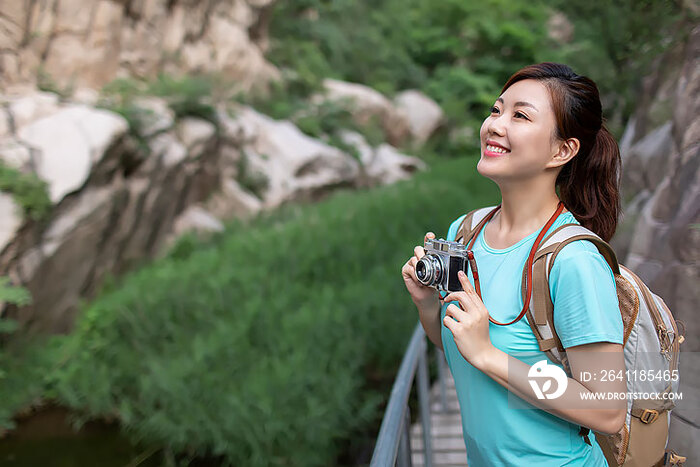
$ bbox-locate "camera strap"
[462,201,566,326]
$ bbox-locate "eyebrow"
[496,97,539,112]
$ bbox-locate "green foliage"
[268,0,550,128]
[544,0,691,133]
[0,279,40,432]
[100,74,221,134]
[0,278,31,309]
[147,74,218,124]
[0,162,52,221]
[36,156,498,465]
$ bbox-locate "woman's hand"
[401,232,439,306]
[442,270,496,370]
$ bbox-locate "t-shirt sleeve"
[549,240,624,349]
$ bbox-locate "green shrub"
[45,156,498,465]
[0,279,42,433]
[0,162,52,221]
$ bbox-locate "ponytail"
[502,63,622,242]
[557,126,621,242]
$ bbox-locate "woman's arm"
[443,271,626,435]
[479,341,626,435]
[416,296,443,351]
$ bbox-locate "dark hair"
[501,63,621,242]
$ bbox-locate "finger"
[443,314,457,331]
[402,260,422,284]
[458,270,476,295]
[442,290,470,312]
[424,232,435,241]
[414,245,425,259]
[445,303,466,321]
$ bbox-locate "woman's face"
[477,79,562,183]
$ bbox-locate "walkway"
[410,369,468,466]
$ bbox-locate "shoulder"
[549,237,616,291]
[549,213,614,274]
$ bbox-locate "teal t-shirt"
[440,209,623,467]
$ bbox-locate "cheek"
[479,119,489,140]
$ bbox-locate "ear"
[548,137,580,169]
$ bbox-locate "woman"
[401,63,627,466]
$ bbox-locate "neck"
[494,178,563,234]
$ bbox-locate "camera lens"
[416,255,441,286]
[416,260,428,281]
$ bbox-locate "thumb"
[425,232,435,241]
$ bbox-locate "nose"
[487,113,506,137]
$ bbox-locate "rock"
[0,193,22,253]
[150,133,187,169]
[175,118,217,154]
[172,206,224,237]
[17,105,128,202]
[613,25,700,458]
[339,130,427,185]
[319,78,412,146]
[72,88,100,107]
[218,106,258,145]
[394,90,444,145]
[131,97,175,137]
[0,139,32,170]
[621,121,674,197]
[6,92,60,131]
[206,178,263,219]
[368,144,427,184]
[231,106,360,207]
[0,0,280,92]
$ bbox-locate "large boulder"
[17,105,128,202]
[227,105,361,207]
[339,130,426,185]
[394,90,445,145]
[318,79,412,147]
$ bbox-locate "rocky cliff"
[611,25,699,459]
[1,0,279,92]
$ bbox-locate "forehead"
[500,79,552,110]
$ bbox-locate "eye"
[490,106,500,114]
[514,111,529,120]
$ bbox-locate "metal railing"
[369,323,450,467]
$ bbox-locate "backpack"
[456,205,687,467]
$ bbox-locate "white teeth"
[486,144,509,154]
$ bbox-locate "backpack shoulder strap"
[456,206,498,245]
[523,223,620,369]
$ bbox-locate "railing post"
[370,325,423,467]
[417,338,433,467]
[397,408,412,467]
[436,348,448,413]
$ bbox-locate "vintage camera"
[415,238,469,292]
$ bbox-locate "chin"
[476,156,499,179]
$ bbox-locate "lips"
[484,140,510,157]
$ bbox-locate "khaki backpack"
[456,205,687,467]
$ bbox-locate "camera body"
[415,238,468,293]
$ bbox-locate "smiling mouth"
[485,144,510,154]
